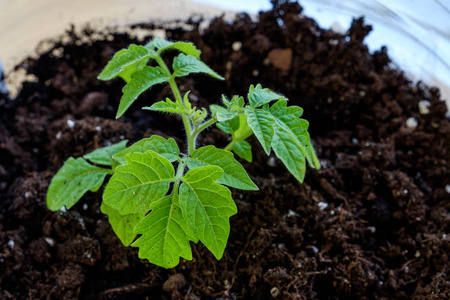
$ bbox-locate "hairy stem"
[154,55,195,155]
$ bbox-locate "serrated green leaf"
[271,128,307,182]
[173,54,224,80]
[188,145,258,191]
[132,192,196,268]
[145,98,183,114]
[210,104,238,122]
[103,151,175,215]
[179,166,237,260]
[98,44,155,81]
[216,121,232,134]
[100,202,144,246]
[47,158,111,211]
[248,84,287,108]
[267,100,318,169]
[112,136,179,165]
[145,36,173,51]
[117,66,169,118]
[145,37,201,59]
[83,140,128,166]
[232,141,252,163]
[245,106,274,154]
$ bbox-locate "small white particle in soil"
[406,117,418,128]
[445,184,450,194]
[403,189,408,194]
[24,192,31,199]
[415,250,421,258]
[319,160,328,168]
[95,126,101,132]
[328,39,339,46]
[318,202,328,210]
[368,226,376,233]
[418,100,431,114]
[252,69,259,76]
[270,287,280,298]
[267,157,277,167]
[55,131,62,139]
[287,209,297,217]
[83,203,88,210]
[7,240,15,248]
[352,138,359,144]
[60,206,67,213]
[232,41,242,52]
[44,237,55,246]
[311,245,319,254]
[67,119,75,128]
[120,135,125,140]
[189,93,199,102]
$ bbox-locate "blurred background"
[1,0,449,108]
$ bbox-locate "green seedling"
[46,37,320,268]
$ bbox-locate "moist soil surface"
[1,1,449,299]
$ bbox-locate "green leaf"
[210,104,238,122]
[271,128,307,182]
[118,66,169,118]
[188,145,258,191]
[145,98,185,114]
[98,44,154,81]
[145,37,201,59]
[245,106,274,154]
[47,158,111,211]
[216,121,232,134]
[173,54,224,80]
[132,192,196,268]
[232,141,252,163]
[179,166,237,260]
[100,202,144,246]
[248,84,287,108]
[267,100,317,168]
[112,136,179,165]
[103,151,175,215]
[83,140,128,166]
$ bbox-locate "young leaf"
[103,151,175,215]
[47,158,111,211]
[132,192,197,268]
[179,166,237,260]
[98,44,154,81]
[209,104,238,122]
[100,202,144,246]
[245,106,274,154]
[145,37,201,59]
[216,121,232,134]
[232,141,253,162]
[112,136,179,165]
[248,84,287,108]
[117,66,169,118]
[172,54,224,80]
[145,98,185,115]
[271,128,307,182]
[187,145,258,191]
[83,140,128,166]
[267,100,318,168]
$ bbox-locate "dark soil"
[1,1,449,299]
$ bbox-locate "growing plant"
[46,37,320,268]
